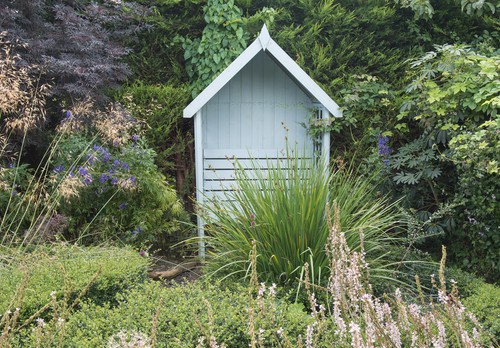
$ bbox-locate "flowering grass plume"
[294,203,489,347]
[0,32,50,136]
[107,330,152,348]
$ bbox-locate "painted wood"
[183,24,342,119]
[183,38,262,118]
[204,148,311,159]
[202,148,312,195]
[194,110,205,257]
[322,106,331,166]
[203,52,314,152]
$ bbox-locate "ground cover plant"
[0,245,150,321]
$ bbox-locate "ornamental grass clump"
[200,152,404,287]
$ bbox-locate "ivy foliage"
[179,0,249,97]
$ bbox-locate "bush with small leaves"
[0,245,150,323]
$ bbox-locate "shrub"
[199,153,407,288]
[0,244,150,322]
[49,101,189,247]
[118,82,193,197]
[448,118,500,281]
[4,210,491,347]
[391,44,500,281]
[463,282,500,341]
[1,209,492,347]
[48,280,312,348]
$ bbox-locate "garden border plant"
[197,149,425,293]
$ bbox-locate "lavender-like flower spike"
[377,134,391,157]
[53,164,65,173]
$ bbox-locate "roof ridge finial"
[258,24,271,51]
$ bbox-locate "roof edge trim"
[183,25,342,118]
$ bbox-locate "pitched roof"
[183,24,342,119]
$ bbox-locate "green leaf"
[236,27,243,40]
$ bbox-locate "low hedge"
[60,280,314,347]
[463,282,500,341]
[0,244,150,322]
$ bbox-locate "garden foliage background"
[0,0,499,346]
[2,0,497,279]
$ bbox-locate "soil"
[148,256,203,285]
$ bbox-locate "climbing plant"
[179,0,249,97]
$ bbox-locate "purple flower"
[78,166,93,185]
[118,202,127,210]
[86,153,98,165]
[53,165,65,173]
[132,134,140,142]
[139,250,147,257]
[113,159,121,167]
[99,173,110,184]
[8,163,14,169]
[121,162,130,171]
[250,221,256,226]
[102,152,111,163]
[93,145,111,163]
[377,134,391,162]
[131,226,143,235]
[110,177,119,185]
[78,166,89,176]
[250,214,255,220]
[61,110,72,125]
[129,176,136,186]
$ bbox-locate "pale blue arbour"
[182,25,341,256]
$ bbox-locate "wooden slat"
[204,158,309,170]
[204,180,239,191]
[204,148,310,159]
[204,191,235,201]
[204,168,310,180]
[204,169,236,180]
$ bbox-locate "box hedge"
[0,244,150,322]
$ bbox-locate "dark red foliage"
[0,0,151,103]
